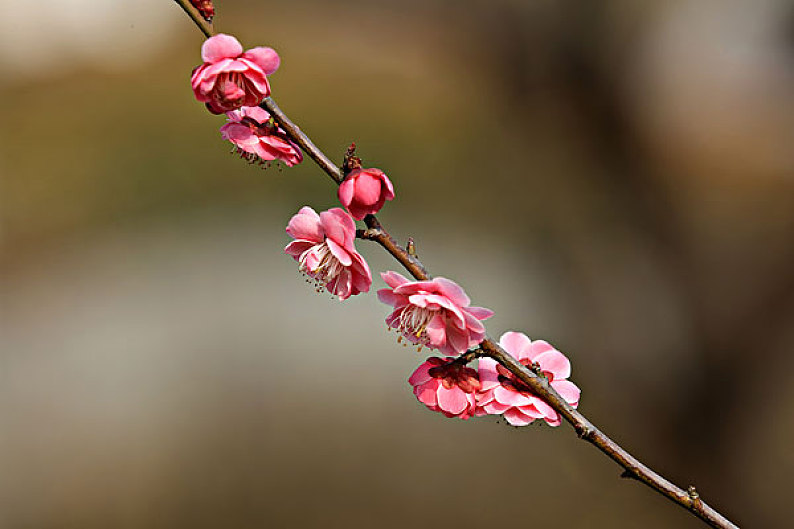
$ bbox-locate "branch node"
[342,142,361,175]
[687,486,699,500]
[620,469,637,480]
[407,237,417,257]
[576,425,595,440]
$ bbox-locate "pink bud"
[189,0,215,22]
[338,167,395,220]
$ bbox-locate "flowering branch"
[172,3,739,528]
[266,101,738,529]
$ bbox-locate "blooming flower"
[338,167,395,219]
[377,272,493,355]
[191,33,280,114]
[220,106,303,167]
[409,357,481,419]
[284,207,372,300]
[476,331,580,427]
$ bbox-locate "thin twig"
[172,0,214,39]
[175,8,739,529]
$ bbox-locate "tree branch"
[176,7,739,529]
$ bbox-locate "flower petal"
[201,34,243,63]
[504,408,535,426]
[241,46,280,75]
[551,380,581,407]
[534,349,571,380]
[434,277,471,307]
[286,207,322,241]
[499,331,532,358]
[437,387,468,415]
[381,271,409,289]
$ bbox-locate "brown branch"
[172,0,214,39]
[174,8,739,529]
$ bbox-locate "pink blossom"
[191,34,280,114]
[409,357,481,419]
[476,331,580,427]
[338,167,395,219]
[284,207,372,300]
[377,272,493,355]
[220,106,303,167]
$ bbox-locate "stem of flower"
[172,0,214,39]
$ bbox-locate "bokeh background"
[2,0,793,527]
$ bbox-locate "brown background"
[2,1,793,527]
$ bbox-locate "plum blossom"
[191,33,280,114]
[409,357,480,419]
[377,272,493,355]
[476,331,580,427]
[338,167,395,219]
[284,207,371,300]
[221,106,303,167]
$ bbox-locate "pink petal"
[328,268,353,300]
[482,401,511,415]
[477,358,500,389]
[527,340,555,360]
[543,414,562,427]
[242,47,280,75]
[424,314,447,349]
[433,277,471,307]
[380,271,409,289]
[444,324,469,355]
[534,349,571,380]
[504,408,535,427]
[241,105,271,123]
[551,380,581,407]
[325,237,353,267]
[286,207,323,242]
[338,178,355,208]
[377,288,402,307]
[284,240,314,259]
[201,34,243,63]
[408,360,435,386]
[415,382,439,407]
[529,396,556,419]
[466,306,494,321]
[437,387,468,415]
[493,385,533,407]
[381,172,395,199]
[498,331,532,358]
[221,123,257,144]
[353,171,383,205]
[320,208,356,247]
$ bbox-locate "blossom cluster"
[410,332,580,426]
[190,32,580,430]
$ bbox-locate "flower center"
[395,305,435,345]
[428,362,481,393]
[215,73,246,105]
[298,240,344,291]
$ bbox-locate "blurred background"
[1,0,793,527]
